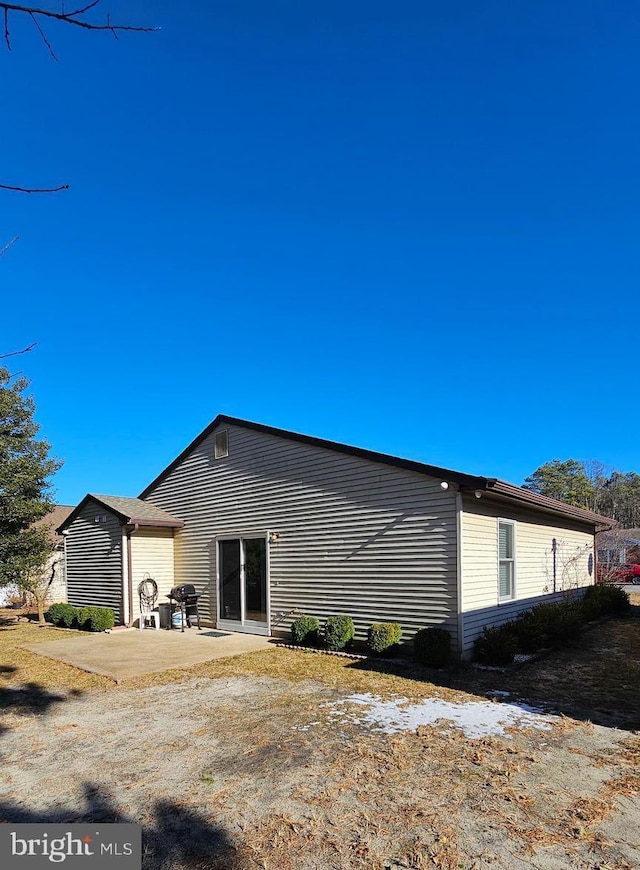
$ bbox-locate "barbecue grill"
[167,584,202,632]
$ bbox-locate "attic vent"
[94,514,108,523]
[214,429,229,459]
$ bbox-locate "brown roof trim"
[470,480,616,529]
[57,494,184,533]
[127,517,184,529]
[138,414,492,499]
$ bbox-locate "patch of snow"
[322,693,555,739]
[486,690,511,698]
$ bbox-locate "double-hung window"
[498,520,515,600]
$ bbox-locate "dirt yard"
[0,607,639,869]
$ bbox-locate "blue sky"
[2,0,638,505]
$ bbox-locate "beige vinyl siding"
[460,495,595,653]
[129,528,176,623]
[65,499,124,623]
[144,423,459,646]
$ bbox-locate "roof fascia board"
[139,414,493,499]
[461,484,615,529]
[128,517,184,529]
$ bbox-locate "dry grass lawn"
[0,605,639,869]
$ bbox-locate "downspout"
[125,523,139,627]
[455,492,464,660]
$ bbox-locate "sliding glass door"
[217,536,268,634]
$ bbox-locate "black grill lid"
[169,584,200,600]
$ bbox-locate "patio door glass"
[244,538,267,623]
[218,536,268,631]
[219,539,241,621]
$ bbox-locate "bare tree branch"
[0,342,37,360]
[0,182,69,193]
[28,7,56,58]
[1,2,155,193]
[0,235,19,256]
[0,2,157,50]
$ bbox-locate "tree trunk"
[36,595,46,626]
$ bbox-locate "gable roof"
[34,505,75,546]
[138,414,614,530]
[57,494,183,533]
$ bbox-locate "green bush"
[290,615,320,646]
[473,588,628,665]
[413,627,451,667]
[580,594,601,623]
[582,584,631,619]
[77,606,115,632]
[47,602,79,627]
[510,609,546,653]
[529,601,584,648]
[474,624,517,666]
[367,622,402,655]
[324,614,355,651]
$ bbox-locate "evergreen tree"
[523,459,595,509]
[523,458,640,527]
[0,367,61,622]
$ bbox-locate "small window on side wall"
[214,429,229,459]
[498,520,515,600]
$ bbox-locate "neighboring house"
[58,416,612,657]
[34,505,74,603]
[597,529,640,566]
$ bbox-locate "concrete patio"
[21,627,274,682]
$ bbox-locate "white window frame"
[497,519,516,602]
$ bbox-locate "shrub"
[367,622,402,655]
[413,627,451,667]
[324,614,355,651]
[510,609,546,653]
[77,606,115,632]
[290,615,320,646]
[474,624,517,666]
[582,584,631,619]
[47,602,79,627]
[528,601,584,648]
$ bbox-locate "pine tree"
[0,366,62,622]
[523,459,595,509]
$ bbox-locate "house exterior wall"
[65,498,124,624]
[459,495,595,654]
[143,423,460,646]
[46,550,67,603]
[129,528,176,624]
